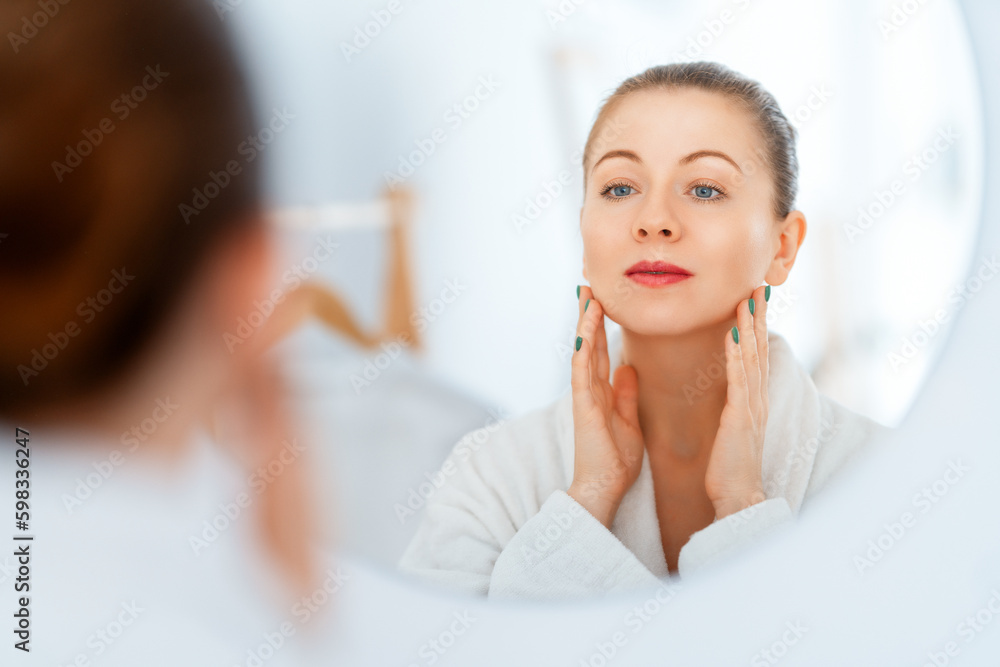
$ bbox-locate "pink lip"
[625,260,692,287]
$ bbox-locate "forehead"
[593,87,764,171]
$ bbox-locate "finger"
[573,288,604,407]
[591,293,610,383]
[753,285,770,419]
[577,283,589,318]
[580,285,610,385]
[612,364,639,429]
[596,312,610,383]
[576,284,597,387]
[725,324,750,415]
[578,285,602,386]
[571,327,597,416]
[738,296,761,418]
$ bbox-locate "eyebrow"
[591,148,743,174]
[679,150,743,174]
[591,149,642,173]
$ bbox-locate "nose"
[632,223,672,240]
[631,198,677,241]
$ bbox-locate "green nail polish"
[584,299,590,312]
[764,285,771,302]
[731,327,739,344]
[575,336,582,351]
[576,285,580,299]
[749,298,755,316]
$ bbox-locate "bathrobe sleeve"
[676,497,794,577]
[487,490,661,598]
[677,398,892,578]
[399,388,892,596]
[494,493,792,595]
[397,397,661,599]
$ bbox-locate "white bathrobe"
[398,329,890,599]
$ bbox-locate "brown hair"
[0,0,317,594]
[583,61,799,219]
[0,0,261,411]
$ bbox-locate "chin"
[605,307,695,338]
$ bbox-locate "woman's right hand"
[567,285,645,529]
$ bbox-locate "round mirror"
[229,0,983,593]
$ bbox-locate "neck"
[620,322,734,462]
[25,293,225,463]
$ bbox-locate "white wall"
[225,0,983,425]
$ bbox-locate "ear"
[764,210,806,286]
[203,220,275,355]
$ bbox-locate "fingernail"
[584,299,590,312]
[748,298,755,316]
[764,285,771,302]
[575,336,582,351]
[731,327,739,344]
[576,285,580,299]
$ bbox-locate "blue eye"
[689,183,726,203]
[601,182,635,200]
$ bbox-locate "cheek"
[580,221,631,308]
[712,216,768,266]
[694,220,768,299]
[580,213,615,266]
[697,223,746,268]
[744,220,776,271]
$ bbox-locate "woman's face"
[581,87,793,337]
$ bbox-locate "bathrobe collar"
[555,326,828,577]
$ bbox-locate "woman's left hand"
[704,284,771,520]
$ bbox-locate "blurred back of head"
[0,0,262,416]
